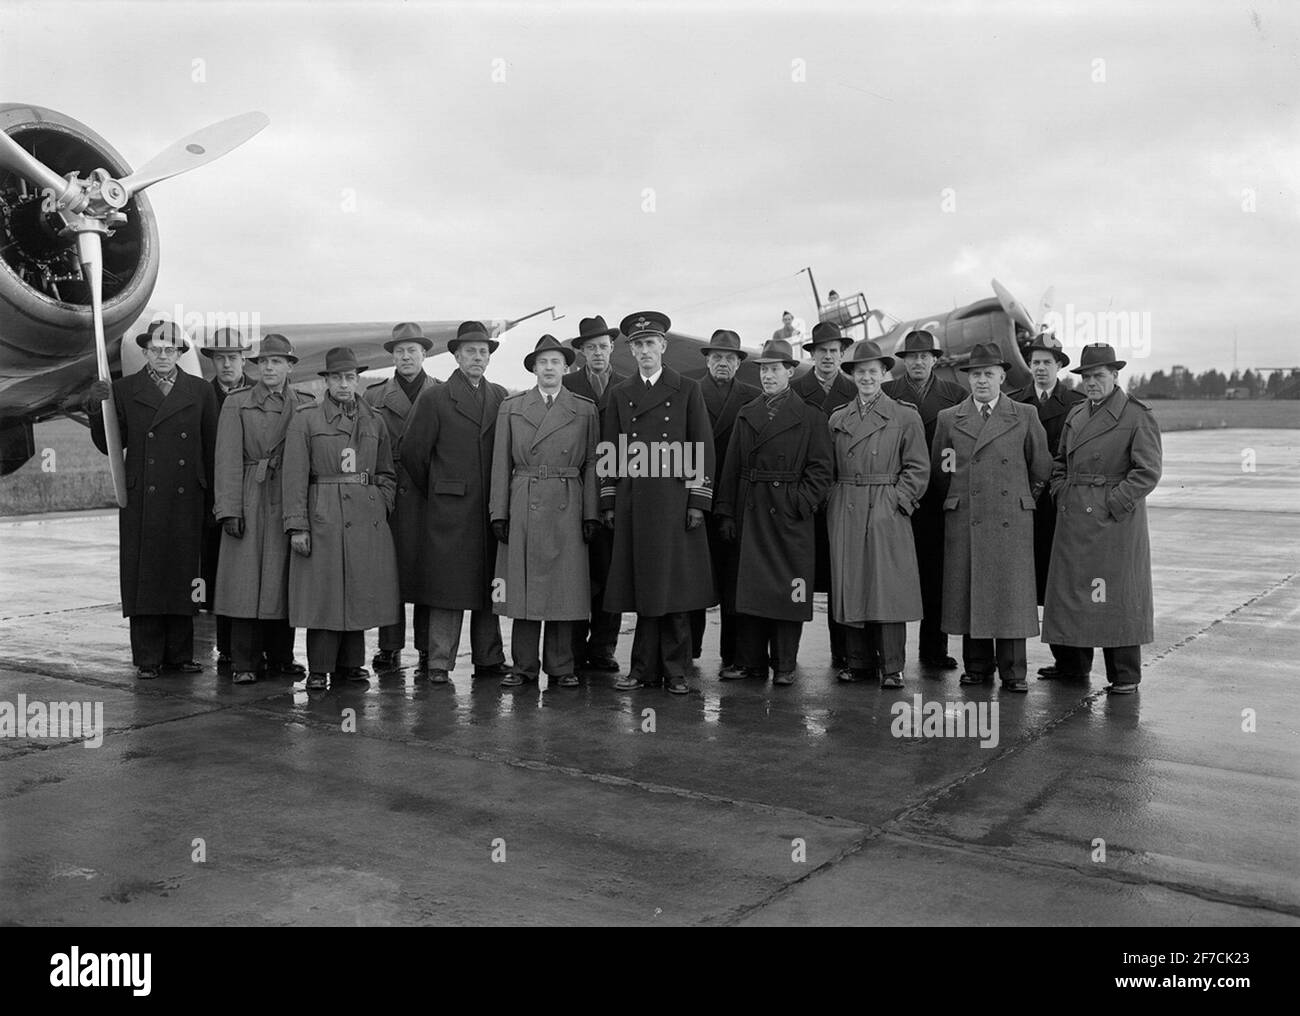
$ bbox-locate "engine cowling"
[0,104,159,370]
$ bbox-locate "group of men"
[86,309,1161,696]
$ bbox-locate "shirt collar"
[640,367,663,387]
[975,394,1001,412]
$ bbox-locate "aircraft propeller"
[0,113,269,506]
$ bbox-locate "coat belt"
[311,472,370,485]
[515,465,579,479]
[742,469,799,483]
[1065,473,1127,486]
[836,473,898,485]
[245,455,281,483]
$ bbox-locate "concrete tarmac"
[0,428,1296,925]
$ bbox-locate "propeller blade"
[76,232,128,508]
[119,112,269,197]
[991,278,1037,335]
[0,128,70,199]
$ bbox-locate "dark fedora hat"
[1070,342,1126,374]
[840,339,895,374]
[385,321,434,353]
[570,315,620,349]
[448,320,499,354]
[1023,331,1070,368]
[751,338,798,367]
[199,326,253,358]
[524,334,576,372]
[317,346,368,377]
[959,342,1011,372]
[135,319,190,350]
[620,310,671,341]
[700,329,747,359]
[898,329,941,356]
[247,333,298,364]
[803,320,853,352]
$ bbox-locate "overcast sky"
[2,0,1297,387]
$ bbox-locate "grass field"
[1,400,1295,517]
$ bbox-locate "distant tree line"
[1127,367,1300,399]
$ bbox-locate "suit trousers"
[735,615,803,673]
[1058,644,1142,685]
[425,607,504,673]
[845,621,906,676]
[230,618,296,673]
[129,614,195,668]
[688,608,737,664]
[379,603,430,653]
[511,619,574,679]
[962,635,1027,683]
[630,612,692,683]
[306,629,363,673]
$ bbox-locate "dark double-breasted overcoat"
[563,368,627,600]
[825,394,929,625]
[212,382,315,619]
[91,367,218,616]
[363,373,437,603]
[715,393,834,622]
[281,395,399,631]
[489,387,600,621]
[400,369,507,611]
[930,396,1052,639]
[600,367,717,616]
[792,369,857,593]
[1042,389,1162,648]
[1009,381,1086,604]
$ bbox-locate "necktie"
[592,372,605,398]
[645,378,653,390]
[155,372,174,397]
[1039,390,1048,404]
[980,403,991,421]
[545,394,553,409]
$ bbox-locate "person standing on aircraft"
[930,343,1052,692]
[563,316,628,673]
[1006,333,1086,680]
[282,346,399,690]
[881,329,967,670]
[772,311,797,341]
[365,322,438,676]
[1042,343,1162,695]
[85,320,218,679]
[601,311,717,694]
[826,340,928,689]
[792,320,856,669]
[213,333,311,685]
[199,326,253,672]
[714,339,833,685]
[490,335,601,689]
[688,329,760,671]
[400,322,509,685]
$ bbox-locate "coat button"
[178,486,185,493]
[178,459,185,466]
[848,452,854,457]
[664,416,669,421]
[1001,489,1007,495]
[181,432,187,439]
[1002,521,1009,527]
[1085,507,1093,514]
[148,458,155,465]
[770,508,776,515]
[148,485,155,492]
[147,432,155,439]
[345,521,352,528]
[772,481,781,487]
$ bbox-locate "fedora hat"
[803,320,852,352]
[1023,331,1070,368]
[570,315,620,349]
[1070,342,1126,374]
[134,320,190,350]
[385,321,434,353]
[620,310,671,341]
[199,326,253,358]
[751,338,798,367]
[840,339,895,374]
[524,334,576,372]
[959,342,1012,372]
[317,346,368,377]
[898,329,941,356]
[247,333,298,364]
[700,329,747,359]
[448,320,499,354]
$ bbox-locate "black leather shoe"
[921,655,959,670]
[341,667,371,683]
[772,671,795,686]
[416,652,430,675]
[427,668,451,684]
[167,661,202,674]
[305,672,328,690]
[1036,665,1059,678]
[1001,678,1029,693]
[666,677,689,695]
[371,649,401,671]
[1107,682,1139,695]
[583,655,620,672]
[959,672,989,686]
[216,654,232,674]
[880,673,905,689]
[233,671,258,685]
[837,668,869,683]
[137,666,160,680]
[472,663,510,680]
[268,661,306,677]
[831,655,848,670]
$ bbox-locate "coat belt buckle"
[1091,476,1104,486]
[537,465,549,480]
[358,471,369,485]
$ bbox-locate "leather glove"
[83,380,112,409]
[222,517,245,538]
[583,520,600,543]
[491,519,509,544]
[718,517,737,543]
[290,531,311,557]
[685,507,704,531]
[602,509,615,530]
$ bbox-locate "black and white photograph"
[0,0,1295,967]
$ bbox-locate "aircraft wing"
[609,329,809,386]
